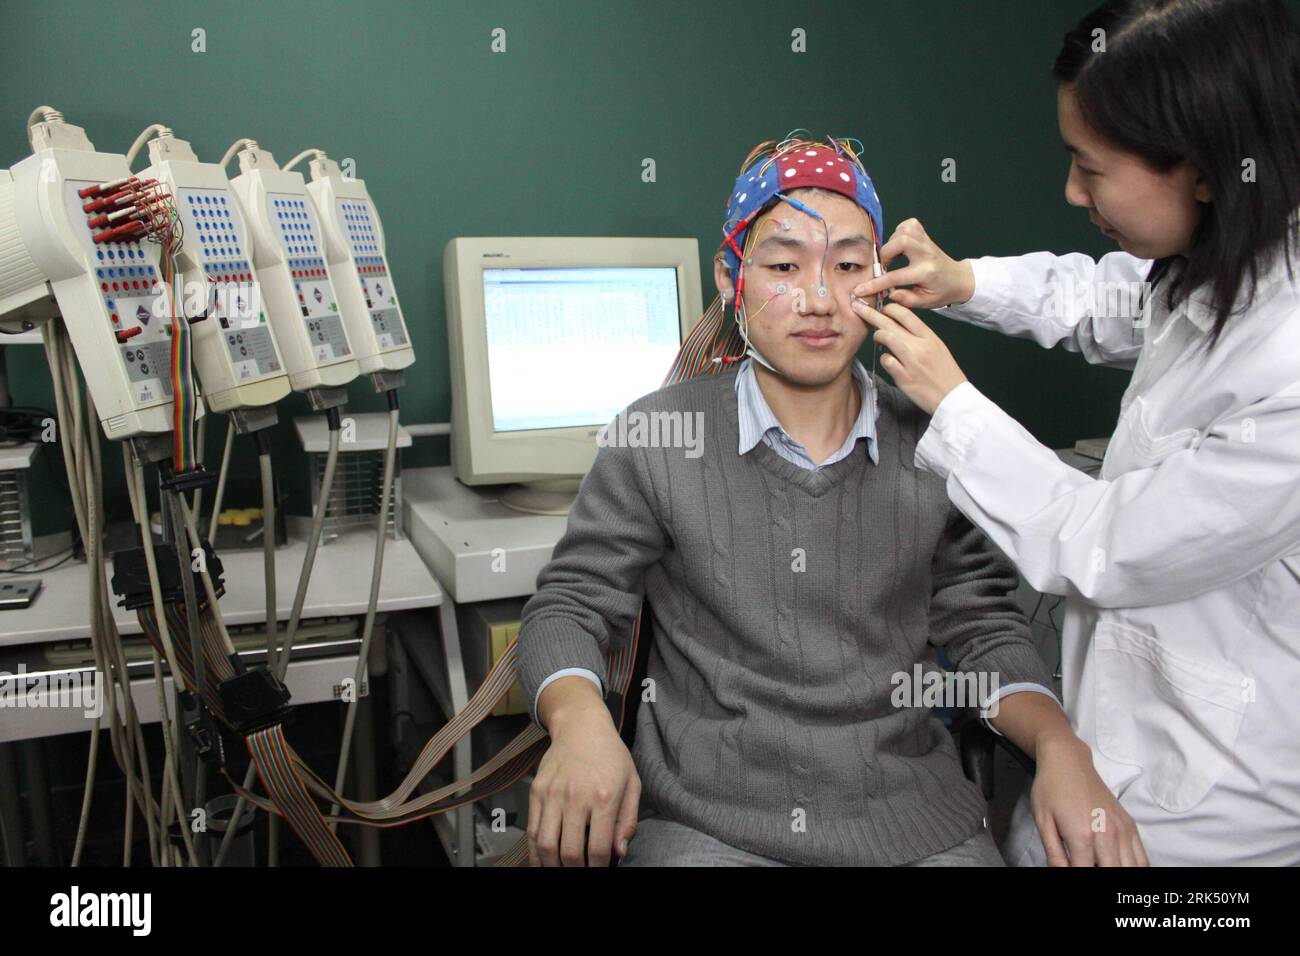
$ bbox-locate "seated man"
[518,135,1142,867]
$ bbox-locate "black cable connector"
[220,668,292,735]
[158,460,218,493]
[326,406,341,431]
[109,541,225,610]
[385,388,399,412]
[180,690,224,767]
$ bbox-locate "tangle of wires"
[32,173,203,866]
[91,176,196,473]
[139,189,197,474]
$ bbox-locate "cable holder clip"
[158,460,218,494]
[179,690,225,767]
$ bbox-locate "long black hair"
[1054,0,1300,344]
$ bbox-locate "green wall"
[3,0,1275,536]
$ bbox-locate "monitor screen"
[482,266,682,432]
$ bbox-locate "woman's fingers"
[852,298,930,340]
[872,329,905,361]
[879,231,919,270]
[854,262,924,299]
[854,217,975,308]
[854,298,968,415]
[853,232,921,297]
[886,287,927,309]
[852,298,898,330]
[855,303,916,364]
[881,302,931,337]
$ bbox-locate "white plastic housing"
[229,147,359,392]
[307,157,414,375]
[0,122,188,439]
[140,135,290,413]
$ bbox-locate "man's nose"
[803,285,835,315]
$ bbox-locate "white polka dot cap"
[722,140,883,281]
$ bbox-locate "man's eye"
[836,262,865,272]
[767,263,795,272]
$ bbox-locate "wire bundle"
[81,176,196,472]
[42,322,196,867]
[133,549,648,863]
[146,191,197,473]
[247,726,351,867]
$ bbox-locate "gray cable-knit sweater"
[517,368,1053,865]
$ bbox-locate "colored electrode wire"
[80,177,195,472]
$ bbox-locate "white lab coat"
[918,247,1300,865]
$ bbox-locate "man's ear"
[714,256,735,302]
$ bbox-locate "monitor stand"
[499,478,582,516]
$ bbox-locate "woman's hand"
[1030,731,1150,867]
[852,299,968,415]
[853,218,976,309]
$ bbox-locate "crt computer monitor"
[444,237,703,515]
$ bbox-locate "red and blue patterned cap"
[721,141,884,281]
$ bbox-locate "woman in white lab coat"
[855,0,1300,865]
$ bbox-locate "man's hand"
[851,299,968,415]
[1031,730,1149,867]
[990,691,1148,867]
[529,676,642,867]
[851,217,975,309]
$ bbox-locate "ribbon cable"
[248,725,352,867]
